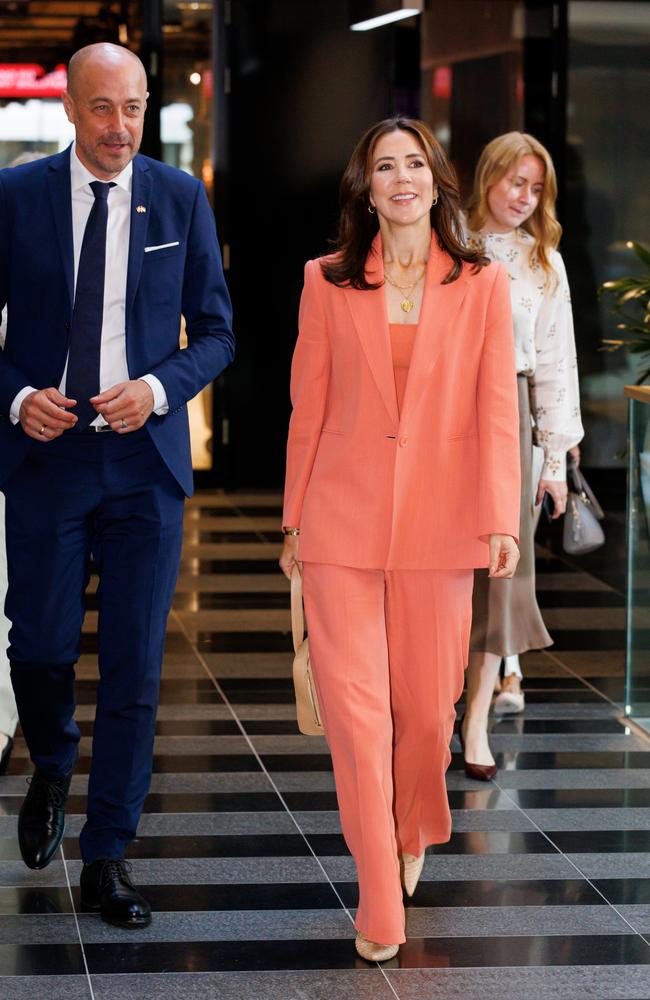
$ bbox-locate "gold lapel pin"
[136,205,147,213]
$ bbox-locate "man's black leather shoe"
[18,764,74,870]
[80,859,152,928]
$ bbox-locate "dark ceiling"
[0,2,142,70]
[0,1,214,74]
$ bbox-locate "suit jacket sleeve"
[146,181,234,411]
[0,175,32,415]
[477,263,521,542]
[0,177,6,323]
[282,260,331,527]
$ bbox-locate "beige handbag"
[291,565,324,736]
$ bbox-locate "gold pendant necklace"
[384,267,425,314]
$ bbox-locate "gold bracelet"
[282,526,300,536]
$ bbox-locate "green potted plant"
[600,241,650,384]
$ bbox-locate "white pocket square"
[144,241,180,253]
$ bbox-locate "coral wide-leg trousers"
[302,563,473,944]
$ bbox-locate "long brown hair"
[322,117,488,289]
[466,131,562,278]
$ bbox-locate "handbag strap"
[567,457,581,493]
[567,458,605,519]
[290,564,305,654]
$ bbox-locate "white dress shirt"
[10,144,168,425]
[465,227,584,480]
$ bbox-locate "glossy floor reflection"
[1,491,649,999]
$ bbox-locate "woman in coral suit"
[279,118,521,962]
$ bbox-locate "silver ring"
[39,425,46,435]
[121,418,127,429]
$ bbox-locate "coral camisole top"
[389,323,417,416]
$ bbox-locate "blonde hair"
[466,131,562,278]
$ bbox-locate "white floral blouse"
[466,227,584,481]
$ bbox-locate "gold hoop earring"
[368,205,375,214]
[432,194,439,207]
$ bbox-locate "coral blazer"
[283,234,520,570]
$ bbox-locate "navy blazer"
[0,146,234,496]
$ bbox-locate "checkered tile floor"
[1,492,649,999]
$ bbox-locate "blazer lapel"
[46,148,74,313]
[399,244,469,425]
[125,155,152,324]
[344,234,399,427]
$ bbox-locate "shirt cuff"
[139,375,169,416]
[9,385,37,425]
[541,451,567,481]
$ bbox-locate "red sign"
[432,66,451,101]
[0,64,67,98]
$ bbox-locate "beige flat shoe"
[355,931,399,962]
[400,851,425,897]
[494,674,525,715]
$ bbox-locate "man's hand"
[535,478,568,519]
[91,379,154,433]
[19,388,78,441]
[488,534,520,579]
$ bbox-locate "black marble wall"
[222,0,413,487]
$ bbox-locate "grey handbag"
[562,459,605,555]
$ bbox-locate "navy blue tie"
[66,180,116,429]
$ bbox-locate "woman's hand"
[279,533,301,580]
[488,534,520,578]
[535,479,568,519]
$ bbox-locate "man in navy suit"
[0,43,234,927]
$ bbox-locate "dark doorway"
[224,0,414,487]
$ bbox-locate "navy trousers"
[3,428,185,863]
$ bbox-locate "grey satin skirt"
[469,375,553,657]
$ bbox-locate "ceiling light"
[350,0,422,31]
[189,71,201,85]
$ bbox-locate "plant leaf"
[599,245,650,365]
[629,241,650,268]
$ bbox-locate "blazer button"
[399,436,408,447]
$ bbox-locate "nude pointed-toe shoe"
[355,932,399,962]
[400,851,425,897]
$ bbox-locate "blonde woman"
[461,132,583,778]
